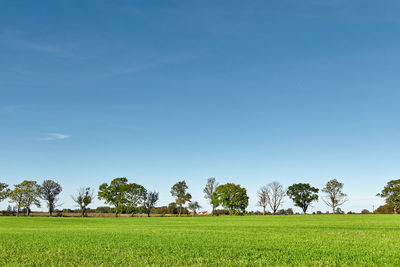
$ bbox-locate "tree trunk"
[16,208,20,217]
[332,206,336,214]
[115,211,118,217]
[179,205,182,216]
[394,206,398,214]
[212,206,215,216]
[263,206,266,215]
[26,207,30,216]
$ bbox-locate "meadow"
[0,215,399,266]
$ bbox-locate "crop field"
[0,215,399,266]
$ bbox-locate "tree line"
[0,178,399,217]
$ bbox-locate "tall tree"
[287,183,319,214]
[377,179,400,214]
[203,177,219,216]
[322,179,347,214]
[125,183,147,215]
[9,180,41,216]
[170,180,192,216]
[266,182,285,215]
[257,186,268,215]
[39,179,62,216]
[0,182,10,202]
[214,183,249,215]
[72,187,94,217]
[188,201,201,215]
[144,191,159,217]
[98,177,129,217]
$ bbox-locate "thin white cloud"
[38,133,71,141]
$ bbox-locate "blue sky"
[1,0,399,213]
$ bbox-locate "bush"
[2,205,16,216]
[361,209,370,214]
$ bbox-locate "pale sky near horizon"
[1,0,399,213]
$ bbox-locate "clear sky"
[1,0,399,213]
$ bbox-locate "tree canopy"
[40,179,62,216]
[170,180,192,216]
[125,183,147,214]
[214,183,249,215]
[9,180,41,216]
[0,182,10,202]
[144,191,159,217]
[287,183,319,214]
[377,179,400,214]
[72,187,94,217]
[98,177,129,216]
[188,201,201,214]
[322,179,347,214]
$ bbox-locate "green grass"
[0,215,399,266]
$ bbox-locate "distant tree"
[188,201,201,215]
[39,179,62,216]
[9,187,24,217]
[98,177,129,217]
[377,179,400,214]
[72,187,94,217]
[257,186,268,215]
[375,204,400,214]
[168,202,178,214]
[125,183,147,215]
[203,177,219,216]
[0,182,10,202]
[322,179,347,214]
[335,207,345,214]
[287,183,319,214]
[361,209,370,214]
[170,180,192,216]
[266,182,285,215]
[276,208,294,215]
[214,183,249,215]
[144,191,159,217]
[9,180,41,216]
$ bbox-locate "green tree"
[9,180,41,216]
[72,187,94,217]
[39,179,62,216]
[188,201,201,215]
[203,177,219,216]
[168,202,178,214]
[144,191,159,217]
[98,177,129,217]
[125,183,147,215]
[287,183,319,214]
[322,179,347,214]
[214,183,249,215]
[377,179,400,214]
[0,182,10,202]
[170,180,192,216]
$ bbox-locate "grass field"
[0,215,399,266]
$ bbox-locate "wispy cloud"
[38,133,71,141]
[108,53,201,77]
[0,30,78,58]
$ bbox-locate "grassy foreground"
[0,215,399,266]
